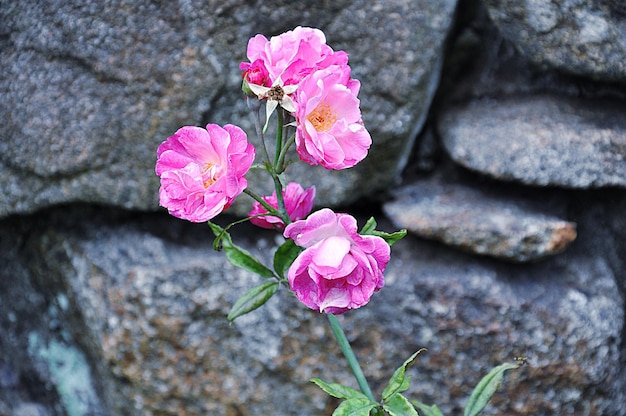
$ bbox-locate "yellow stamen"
[308,103,337,132]
[202,162,219,188]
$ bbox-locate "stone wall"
[1,1,625,415]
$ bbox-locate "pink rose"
[240,58,270,87]
[284,208,390,314]
[249,182,316,230]
[156,124,255,222]
[294,65,371,170]
[242,26,348,88]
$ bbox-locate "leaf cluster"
[312,351,527,416]
[209,222,300,321]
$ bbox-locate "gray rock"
[4,4,626,416]
[13,403,50,416]
[383,175,577,262]
[20,208,341,415]
[2,203,624,415]
[0,218,97,416]
[483,0,626,81]
[438,94,626,188]
[0,0,457,218]
[435,0,626,115]
[377,230,625,415]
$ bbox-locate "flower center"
[202,162,221,188]
[308,103,337,132]
[267,85,285,101]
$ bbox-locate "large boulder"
[1,202,624,415]
[0,0,457,218]
[384,173,577,262]
[483,0,626,81]
[2,2,626,416]
[437,94,626,188]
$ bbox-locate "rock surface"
[383,174,577,262]
[1,204,624,415]
[2,1,626,415]
[483,0,626,81]
[438,94,626,188]
[0,0,457,218]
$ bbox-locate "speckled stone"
[438,94,626,188]
[483,0,626,81]
[2,203,624,415]
[384,176,577,262]
[0,0,457,218]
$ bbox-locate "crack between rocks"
[18,45,129,85]
[48,50,128,85]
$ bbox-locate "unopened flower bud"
[241,78,256,97]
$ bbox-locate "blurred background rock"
[1,1,625,415]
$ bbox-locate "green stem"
[243,188,281,217]
[271,174,290,225]
[248,97,272,165]
[244,179,290,226]
[274,108,284,167]
[327,314,376,402]
[276,132,296,174]
[269,109,291,225]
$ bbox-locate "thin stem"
[271,174,290,225]
[248,97,272,165]
[244,184,291,226]
[266,109,291,225]
[327,314,376,402]
[276,132,296,174]
[243,188,281,217]
[274,108,284,167]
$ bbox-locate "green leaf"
[273,238,301,279]
[227,281,279,322]
[208,222,275,278]
[411,400,444,416]
[224,244,276,278]
[382,349,427,401]
[369,229,407,247]
[463,362,522,416]
[332,398,378,416]
[359,217,407,247]
[382,394,419,416]
[208,221,229,250]
[310,378,369,400]
[360,217,378,235]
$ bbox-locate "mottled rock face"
[437,94,626,188]
[483,0,626,81]
[0,0,457,218]
[384,175,577,262]
[2,0,626,415]
[2,204,624,415]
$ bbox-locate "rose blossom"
[249,182,316,230]
[283,208,390,314]
[156,124,255,223]
[240,58,270,87]
[294,64,371,170]
[242,26,348,88]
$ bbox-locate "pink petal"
[311,236,351,268]
[318,287,351,313]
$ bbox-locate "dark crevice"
[44,50,128,85]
